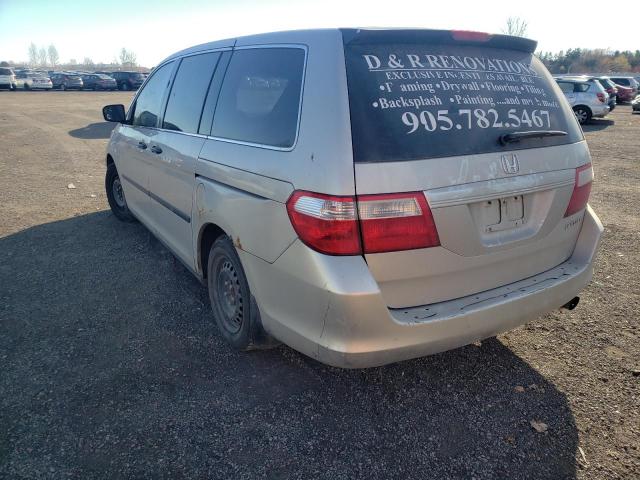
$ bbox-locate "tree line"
[24,42,138,69]
[537,48,640,74]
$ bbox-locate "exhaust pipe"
[561,296,580,311]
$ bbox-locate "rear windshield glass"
[0,68,13,75]
[344,43,583,162]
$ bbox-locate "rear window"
[611,78,629,86]
[344,43,583,163]
[0,68,13,75]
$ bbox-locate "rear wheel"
[61,84,66,91]
[105,163,135,222]
[23,83,29,90]
[573,106,591,125]
[207,236,276,350]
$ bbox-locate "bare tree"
[37,47,47,67]
[48,45,59,67]
[502,17,528,37]
[119,48,137,67]
[69,58,77,66]
[83,57,95,67]
[28,43,38,67]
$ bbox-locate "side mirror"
[103,104,126,123]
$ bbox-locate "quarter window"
[132,62,174,128]
[163,52,221,134]
[557,82,573,93]
[212,48,305,148]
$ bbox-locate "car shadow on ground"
[68,122,116,139]
[582,118,615,132]
[0,212,579,479]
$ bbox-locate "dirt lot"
[0,91,638,479]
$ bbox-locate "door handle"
[150,145,163,154]
[138,141,147,150]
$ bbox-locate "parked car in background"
[593,77,618,111]
[0,67,16,90]
[611,83,636,103]
[609,76,638,102]
[50,72,83,90]
[109,71,145,90]
[632,96,640,113]
[101,28,602,368]
[609,76,639,94]
[81,73,117,90]
[14,71,53,90]
[555,77,609,124]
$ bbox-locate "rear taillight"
[286,191,361,255]
[564,163,593,217]
[286,191,440,255]
[597,92,606,103]
[451,30,491,42]
[358,192,440,253]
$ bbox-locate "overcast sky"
[0,0,637,66]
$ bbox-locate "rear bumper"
[244,206,603,368]
[592,104,610,117]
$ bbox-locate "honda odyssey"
[102,28,603,368]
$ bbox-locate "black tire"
[207,236,277,350]
[23,83,29,90]
[573,106,592,125]
[105,163,135,222]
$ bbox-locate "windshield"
[344,42,583,163]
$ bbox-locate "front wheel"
[105,163,135,222]
[573,106,591,125]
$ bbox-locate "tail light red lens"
[597,92,606,103]
[286,191,440,256]
[451,30,491,42]
[286,191,361,255]
[358,192,440,253]
[564,163,593,217]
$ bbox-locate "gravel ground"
[0,92,638,479]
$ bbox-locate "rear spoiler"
[340,28,537,53]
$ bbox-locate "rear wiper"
[499,130,568,145]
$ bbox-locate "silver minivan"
[102,28,603,368]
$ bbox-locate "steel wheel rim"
[215,259,243,334]
[112,177,126,208]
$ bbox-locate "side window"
[162,52,221,134]
[575,83,590,93]
[212,47,305,148]
[199,51,232,136]
[132,62,174,128]
[557,82,573,94]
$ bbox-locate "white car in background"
[555,77,609,124]
[14,71,53,90]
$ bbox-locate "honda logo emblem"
[501,153,519,174]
